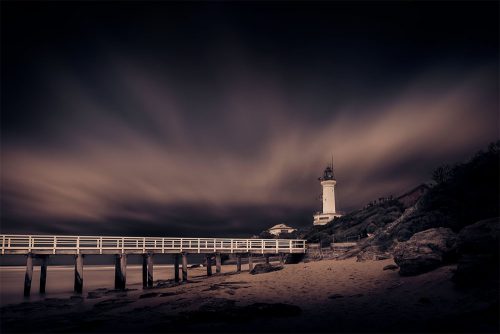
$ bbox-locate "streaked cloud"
[1,59,497,234]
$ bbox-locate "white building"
[313,164,342,225]
[267,224,297,236]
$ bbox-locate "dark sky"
[1,1,498,237]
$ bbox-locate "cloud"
[1,60,497,234]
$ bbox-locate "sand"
[1,258,498,333]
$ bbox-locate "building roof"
[268,224,295,230]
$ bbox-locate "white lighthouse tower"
[313,162,342,225]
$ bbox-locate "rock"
[453,218,499,287]
[383,264,399,271]
[156,281,179,288]
[87,291,103,299]
[249,263,283,275]
[93,299,134,310]
[328,294,344,299]
[393,227,458,276]
[356,245,391,262]
[159,291,183,297]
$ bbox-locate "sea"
[0,262,202,307]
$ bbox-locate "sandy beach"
[1,258,497,333]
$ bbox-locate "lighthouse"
[313,163,342,225]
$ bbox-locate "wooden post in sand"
[248,254,253,271]
[39,255,48,294]
[215,253,221,274]
[142,254,148,288]
[114,253,127,290]
[142,253,154,288]
[173,254,180,282]
[147,253,154,288]
[24,253,33,297]
[182,253,188,282]
[279,253,285,266]
[74,254,84,294]
[236,254,242,272]
[265,254,270,264]
[206,255,212,276]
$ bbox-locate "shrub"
[366,223,377,234]
[259,231,275,239]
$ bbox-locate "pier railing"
[0,234,307,255]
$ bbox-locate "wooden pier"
[1,234,306,296]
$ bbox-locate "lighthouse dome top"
[319,165,335,181]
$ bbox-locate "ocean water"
[0,264,180,307]
[0,253,262,307]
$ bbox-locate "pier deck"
[0,234,306,255]
[1,234,306,296]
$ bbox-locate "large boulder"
[393,227,458,276]
[453,218,499,287]
[250,263,283,275]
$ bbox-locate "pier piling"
[23,253,33,297]
[215,253,221,274]
[236,254,242,272]
[182,253,188,281]
[279,253,285,265]
[114,254,127,290]
[74,254,84,294]
[248,254,253,271]
[39,255,48,294]
[147,254,154,287]
[173,254,180,282]
[265,254,270,264]
[142,254,148,288]
[206,255,212,276]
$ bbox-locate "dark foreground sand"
[1,258,498,333]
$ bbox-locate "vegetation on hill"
[388,141,499,243]
[422,141,499,230]
[304,200,404,246]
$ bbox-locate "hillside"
[304,199,404,246]
[304,141,500,258]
